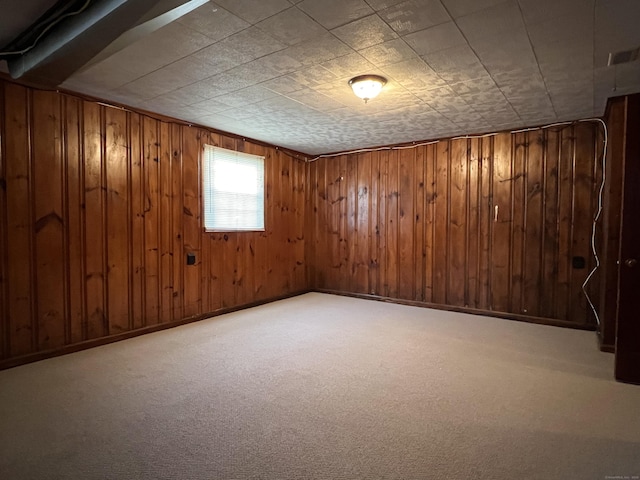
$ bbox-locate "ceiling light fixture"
[349,75,387,103]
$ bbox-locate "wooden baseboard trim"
[315,289,597,331]
[599,343,616,353]
[1,288,598,370]
[0,290,311,370]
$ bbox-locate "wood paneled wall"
[0,80,306,365]
[306,126,604,327]
[598,97,626,351]
[0,76,611,366]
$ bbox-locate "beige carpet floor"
[1,292,639,479]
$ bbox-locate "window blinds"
[202,145,265,231]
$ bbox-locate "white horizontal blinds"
[203,145,265,231]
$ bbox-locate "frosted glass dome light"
[348,75,387,103]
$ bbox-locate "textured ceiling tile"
[378,0,451,35]
[364,0,407,10]
[422,44,488,83]
[518,0,592,25]
[490,67,541,88]
[176,4,249,40]
[455,1,524,43]
[449,75,497,95]
[472,32,538,73]
[358,39,419,66]
[477,100,519,114]
[381,58,448,90]
[596,0,640,35]
[213,0,291,24]
[297,0,373,29]
[256,7,327,46]
[227,60,283,84]
[459,88,508,106]
[287,33,354,67]
[403,21,467,56]
[158,89,209,107]
[173,75,243,99]
[261,75,308,94]
[218,27,287,59]
[321,52,378,79]
[190,43,256,72]
[285,88,347,111]
[331,14,399,49]
[254,50,304,76]
[210,85,278,107]
[313,83,366,108]
[112,58,219,100]
[64,59,142,91]
[440,0,508,18]
[187,98,234,114]
[526,9,592,47]
[214,107,258,120]
[510,98,555,118]
[286,66,339,88]
[499,79,548,100]
[109,22,216,75]
[52,0,640,154]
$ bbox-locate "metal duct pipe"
[7,0,191,86]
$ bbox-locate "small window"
[202,145,265,232]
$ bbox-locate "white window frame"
[202,144,265,232]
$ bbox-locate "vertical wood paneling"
[64,96,84,344]
[432,142,448,305]
[511,133,527,314]
[356,153,371,294]
[478,137,493,310]
[32,90,65,350]
[398,149,414,300]
[523,131,544,316]
[385,151,399,298]
[158,121,172,324]
[556,127,574,320]
[83,101,106,339]
[1,75,609,365]
[308,124,603,326]
[467,139,480,308]
[541,129,559,318]
[424,144,435,303]
[130,113,144,330]
[4,84,35,355]
[448,139,467,307]
[105,107,130,334]
[414,147,426,302]
[571,123,597,325]
[377,152,388,297]
[266,147,279,298]
[143,116,160,325]
[182,127,201,317]
[0,79,307,367]
[171,124,184,320]
[491,133,512,312]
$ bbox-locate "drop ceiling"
[5,0,640,155]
